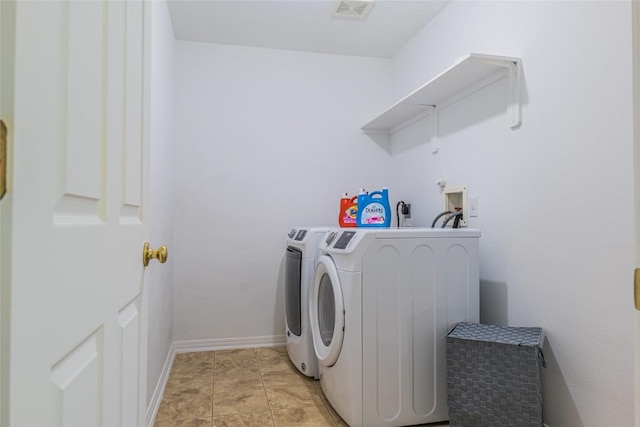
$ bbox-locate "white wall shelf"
[361,53,522,144]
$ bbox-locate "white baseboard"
[145,342,176,427]
[145,334,286,427]
[173,334,286,354]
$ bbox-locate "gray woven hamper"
[446,322,545,427]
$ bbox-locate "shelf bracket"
[505,59,522,129]
[471,56,522,129]
[427,106,439,154]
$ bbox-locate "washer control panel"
[319,229,366,252]
[325,231,338,246]
[287,228,309,241]
[333,231,356,250]
[295,229,307,241]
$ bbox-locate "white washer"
[309,228,480,427]
[285,226,330,378]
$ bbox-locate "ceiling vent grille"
[334,1,374,19]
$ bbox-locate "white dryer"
[309,228,480,427]
[285,227,330,378]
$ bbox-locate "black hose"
[442,211,463,228]
[453,212,462,228]
[396,201,405,228]
[431,211,452,228]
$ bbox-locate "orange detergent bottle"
[338,193,358,227]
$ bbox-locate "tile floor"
[154,346,450,427]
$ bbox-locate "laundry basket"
[446,322,545,427]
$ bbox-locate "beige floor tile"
[154,418,212,427]
[254,346,286,356]
[171,362,214,380]
[312,380,323,393]
[164,375,213,399]
[256,355,298,376]
[157,347,358,427]
[215,356,260,373]
[214,365,262,390]
[155,346,451,427]
[318,394,344,425]
[260,360,298,376]
[266,383,324,410]
[215,364,261,390]
[175,351,215,365]
[212,411,275,427]
[215,349,256,360]
[212,387,270,416]
[271,405,336,427]
[254,347,288,365]
[214,374,264,393]
[261,370,316,390]
[156,393,213,421]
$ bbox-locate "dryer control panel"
[321,229,365,253]
[287,228,308,241]
[333,231,356,249]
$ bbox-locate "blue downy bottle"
[356,188,391,228]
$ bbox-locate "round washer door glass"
[318,273,335,346]
[309,255,344,367]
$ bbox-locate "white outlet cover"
[469,197,478,217]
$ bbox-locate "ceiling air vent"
[333,0,374,19]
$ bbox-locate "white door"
[5,1,152,425]
[635,1,640,426]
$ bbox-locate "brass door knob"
[143,242,168,266]
[635,268,640,310]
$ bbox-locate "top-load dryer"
[284,226,329,378]
[309,228,480,427]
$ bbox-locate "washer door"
[284,246,302,336]
[309,255,344,367]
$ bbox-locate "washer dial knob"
[325,231,338,245]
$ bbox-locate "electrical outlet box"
[469,197,478,217]
[402,203,411,218]
[443,186,468,227]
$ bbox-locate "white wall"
[172,42,391,341]
[147,0,175,406]
[388,1,634,426]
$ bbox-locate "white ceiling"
[167,1,450,58]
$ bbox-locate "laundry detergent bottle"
[338,193,358,227]
[356,187,391,227]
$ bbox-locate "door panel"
[54,1,104,224]
[50,332,102,427]
[8,1,150,425]
[64,1,103,200]
[123,0,143,220]
[119,300,141,426]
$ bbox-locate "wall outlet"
[402,203,411,218]
[469,197,478,217]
